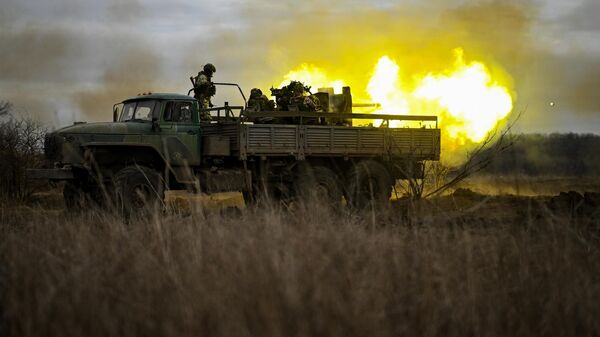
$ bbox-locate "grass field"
[1,182,599,337]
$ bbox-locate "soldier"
[288,81,307,109]
[271,81,303,111]
[303,95,322,112]
[248,88,277,123]
[193,63,217,120]
[247,88,274,112]
[287,81,322,113]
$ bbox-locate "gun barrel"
[352,103,381,108]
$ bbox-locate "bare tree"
[0,101,47,201]
[0,100,13,117]
[393,110,521,199]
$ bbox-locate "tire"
[114,165,164,219]
[346,160,393,209]
[295,164,343,208]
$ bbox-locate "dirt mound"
[451,188,483,199]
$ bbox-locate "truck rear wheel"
[114,166,164,219]
[295,165,343,208]
[346,160,392,209]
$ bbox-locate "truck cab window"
[164,101,193,123]
[120,100,157,122]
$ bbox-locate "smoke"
[0,0,167,124]
[0,0,598,132]
[232,1,531,88]
[73,44,164,119]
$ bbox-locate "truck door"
[159,100,201,180]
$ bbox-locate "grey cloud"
[558,0,600,32]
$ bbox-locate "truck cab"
[43,94,205,183]
[114,93,204,178]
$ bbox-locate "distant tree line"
[481,133,600,176]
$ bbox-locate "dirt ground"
[455,174,600,196]
[21,175,600,222]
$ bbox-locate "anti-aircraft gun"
[250,81,373,126]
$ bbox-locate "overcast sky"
[0,0,598,133]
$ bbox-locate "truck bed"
[202,122,440,161]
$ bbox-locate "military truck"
[30,82,440,216]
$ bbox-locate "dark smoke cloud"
[73,44,164,119]
[0,0,170,123]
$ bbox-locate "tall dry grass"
[0,196,599,337]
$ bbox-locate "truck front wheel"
[346,160,392,209]
[114,166,164,219]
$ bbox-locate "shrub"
[0,101,46,201]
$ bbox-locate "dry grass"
[0,193,599,337]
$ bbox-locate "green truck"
[30,83,440,215]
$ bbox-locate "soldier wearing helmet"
[193,63,217,120]
[203,63,216,76]
[248,88,277,123]
[247,88,274,112]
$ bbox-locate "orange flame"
[413,49,513,143]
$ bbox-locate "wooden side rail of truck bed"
[202,112,440,161]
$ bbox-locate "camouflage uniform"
[269,81,323,124]
[247,88,274,112]
[271,81,305,111]
[287,81,322,112]
[194,63,216,120]
[248,88,277,123]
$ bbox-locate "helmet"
[203,63,216,74]
[250,88,263,97]
[291,81,305,95]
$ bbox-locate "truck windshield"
[120,100,157,122]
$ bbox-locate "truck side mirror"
[113,107,119,122]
